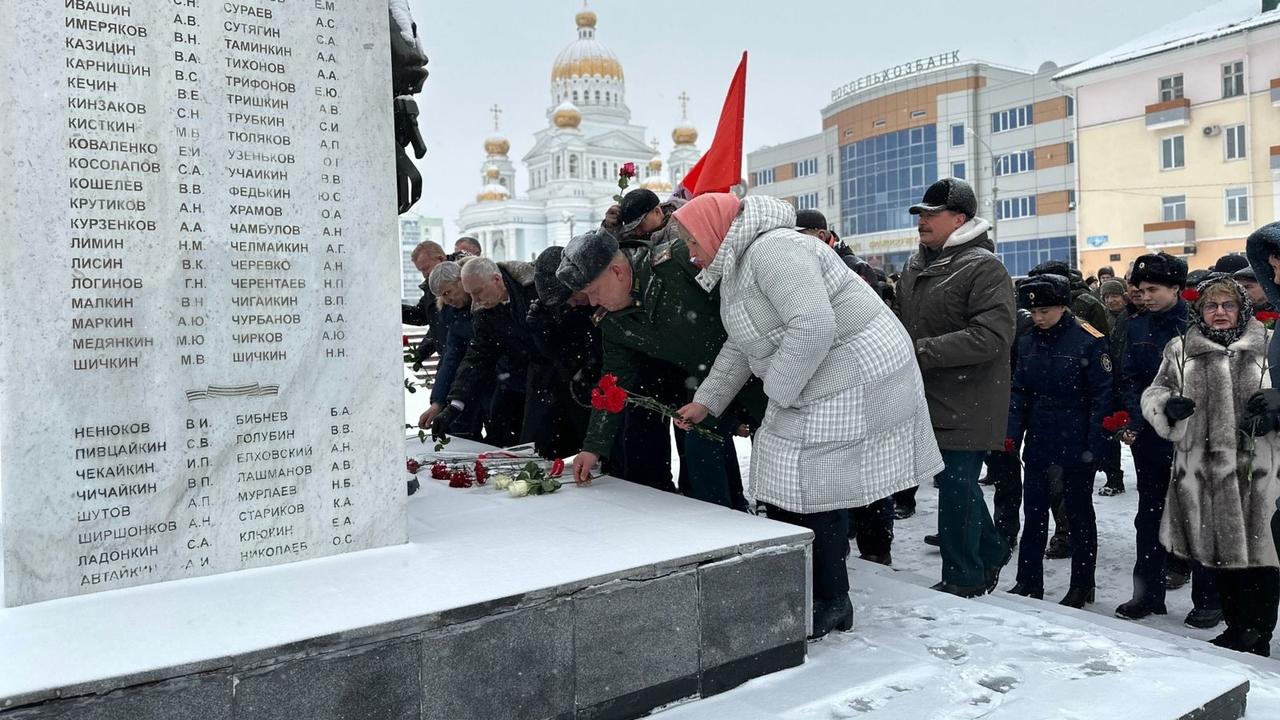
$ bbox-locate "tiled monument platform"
[0,439,811,720]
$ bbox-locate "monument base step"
[654,559,1251,720]
[0,439,811,720]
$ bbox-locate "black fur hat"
[1017,274,1071,310]
[1129,252,1187,288]
[533,246,573,306]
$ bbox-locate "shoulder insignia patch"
[650,242,672,266]
[1101,353,1113,372]
[591,307,609,325]
[1078,320,1105,339]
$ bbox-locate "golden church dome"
[484,136,510,156]
[647,156,663,173]
[551,101,582,129]
[640,174,672,194]
[476,182,509,202]
[672,121,698,146]
[551,10,624,82]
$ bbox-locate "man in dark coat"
[415,261,483,440]
[895,178,1015,597]
[401,240,447,363]
[558,229,763,509]
[430,257,541,448]
[1115,253,1220,627]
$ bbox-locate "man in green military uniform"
[557,229,763,507]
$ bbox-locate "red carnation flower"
[550,458,565,477]
[403,334,410,347]
[1114,410,1131,425]
[620,162,637,178]
[431,461,449,480]
[1258,310,1280,328]
[1003,438,1015,453]
[448,469,472,488]
[604,386,627,413]
[1102,415,1120,433]
[598,373,618,390]
[406,458,421,474]
[1181,288,1200,302]
[474,461,489,485]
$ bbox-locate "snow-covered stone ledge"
[0,439,811,720]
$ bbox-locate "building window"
[796,192,820,211]
[1161,195,1186,222]
[794,158,818,177]
[572,90,579,103]
[911,110,927,119]
[1225,124,1246,160]
[752,168,775,186]
[872,119,887,128]
[827,154,834,175]
[991,104,1033,133]
[590,160,597,179]
[839,125,938,236]
[1067,141,1075,164]
[1222,60,1245,99]
[1159,74,1184,102]
[951,123,965,147]
[994,150,1035,176]
[1160,135,1185,170]
[1066,96,1075,116]
[997,195,1036,220]
[568,155,579,178]
[828,187,835,207]
[951,162,966,179]
[996,236,1076,277]
[554,156,562,178]
[1226,187,1250,224]
[594,90,601,104]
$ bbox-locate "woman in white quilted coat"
[673,193,943,639]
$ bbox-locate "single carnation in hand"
[1181,288,1200,302]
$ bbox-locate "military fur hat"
[1027,260,1073,281]
[1129,252,1187,288]
[1017,274,1071,309]
[557,229,620,292]
[533,245,573,306]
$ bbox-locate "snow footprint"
[1048,648,1136,680]
[828,681,920,717]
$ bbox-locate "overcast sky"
[406,0,1210,238]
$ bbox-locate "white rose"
[493,474,513,490]
[508,479,530,498]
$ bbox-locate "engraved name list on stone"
[0,0,406,607]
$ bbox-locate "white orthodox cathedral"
[455,7,701,261]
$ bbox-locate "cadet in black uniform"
[1005,274,1113,608]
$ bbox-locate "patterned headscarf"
[1192,273,1253,347]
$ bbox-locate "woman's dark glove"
[1241,389,1280,436]
[430,404,461,441]
[1163,396,1196,424]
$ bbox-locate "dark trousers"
[892,486,917,514]
[765,504,850,602]
[937,450,1008,587]
[611,406,679,492]
[1217,567,1280,642]
[1017,462,1097,589]
[984,450,1022,549]
[1103,435,1124,483]
[485,389,526,448]
[849,497,895,558]
[1131,435,1219,609]
[1049,482,1071,545]
[682,413,746,510]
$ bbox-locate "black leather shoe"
[894,505,916,520]
[1044,536,1073,559]
[1006,582,1044,599]
[931,581,987,598]
[809,595,853,640]
[1184,607,1223,629]
[1210,627,1243,649]
[1115,598,1168,620]
[858,553,892,566]
[1059,587,1094,608]
[1165,570,1189,590]
[924,534,940,547]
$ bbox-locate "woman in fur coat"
[1141,275,1280,656]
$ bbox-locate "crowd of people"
[402,177,1280,655]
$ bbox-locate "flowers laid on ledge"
[591,374,723,442]
[406,452,566,497]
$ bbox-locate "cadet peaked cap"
[557,229,619,292]
[1017,274,1071,309]
[1129,252,1188,288]
[794,209,828,232]
[908,177,977,218]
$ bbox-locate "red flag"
[681,52,747,197]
